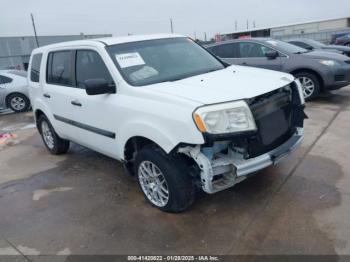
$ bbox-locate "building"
[0,33,112,70]
[220,17,350,43]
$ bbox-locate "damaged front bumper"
[178,128,304,194]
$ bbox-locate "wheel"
[134,146,195,213]
[7,93,30,112]
[38,115,70,155]
[294,72,321,101]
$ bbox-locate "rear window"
[30,53,42,82]
[47,51,73,86]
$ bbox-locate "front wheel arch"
[290,69,324,91]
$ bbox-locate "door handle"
[241,62,248,65]
[71,100,82,107]
[43,93,51,98]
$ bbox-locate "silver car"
[0,70,31,112]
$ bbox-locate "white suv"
[28,34,305,212]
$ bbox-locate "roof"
[32,33,185,52]
[221,16,350,36]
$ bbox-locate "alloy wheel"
[41,121,55,149]
[138,161,169,207]
[10,96,26,111]
[298,76,315,99]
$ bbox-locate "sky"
[1,0,350,39]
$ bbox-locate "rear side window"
[0,75,13,84]
[30,53,42,82]
[75,50,114,89]
[47,51,73,86]
[210,44,236,58]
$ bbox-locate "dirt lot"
[0,87,350,259]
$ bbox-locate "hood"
[324,45,350,52]
[302,50,349,61]
[145,66,294,105]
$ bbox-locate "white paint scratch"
[33,187,73,201]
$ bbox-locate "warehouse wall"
[0,34,111,70]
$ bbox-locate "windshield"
[106,37,225,86]
[264,39,309,54]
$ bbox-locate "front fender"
[117,121,204,160]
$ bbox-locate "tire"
[6,93,30,113]
[38,115,70,155]
[294,72,321,101]
[134,146,195,213]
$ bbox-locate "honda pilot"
[28,34,306,212]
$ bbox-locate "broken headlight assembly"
[193,100,257,134]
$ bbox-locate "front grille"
[246,84,301,158]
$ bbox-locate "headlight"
[193,101,257,134]
[294,79,305,104]
[318,60,337,66]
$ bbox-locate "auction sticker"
[115,52,145,68]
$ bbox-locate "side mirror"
[265,50,279,60]
[84,78,116,95]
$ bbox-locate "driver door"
[235,42,283,71]
[68,49,120,158]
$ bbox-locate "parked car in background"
[287,38,350,57]
[28,34,305,212]
[206,38,350,100]
[0,70,31,112]
[333,34,350,47]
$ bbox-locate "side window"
[238,42,274,58]
[0,75,13,84]
[75,50,114,89]
[290,41,310,49]
[47,51,73,86]
[211,44,236,58]
[30,53,42,82]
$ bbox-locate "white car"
[0,70,31,112]
[28,34,305,212]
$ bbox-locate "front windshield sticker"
[266,40,277,46]
[115,52,145,68]
[130,66,159,82]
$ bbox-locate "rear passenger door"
[44,50,79,140]
[236,42,282,71]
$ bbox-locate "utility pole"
[170,18,174,33]
[204,32,207,41]
[253,21,256,28]
[235,20,238,31]
[31,13,39,47]
[246,19,249,30]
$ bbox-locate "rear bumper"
[179,128,304,194]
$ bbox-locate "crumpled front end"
[179,82,306,194]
